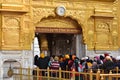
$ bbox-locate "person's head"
[59,57,63,62]
[54,56,59,61]
[92,61,97,66]
[50,56,54,61]
[105,56,112,61]
[94,56,99,61]
[72,54,76,60]
[65,54,70,59]
[40,53,45,58]
[100,55,104,60]
[104,53,109,57]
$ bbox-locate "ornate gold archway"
[35,16,83,52]
[35,16,82,34]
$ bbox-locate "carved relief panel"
[2,15,21,50]
[94,17,117,50]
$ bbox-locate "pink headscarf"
[94,56,99,60]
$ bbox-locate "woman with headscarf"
[49,56,60,77]
[101,56,115,73]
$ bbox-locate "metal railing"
[7,67,120,80]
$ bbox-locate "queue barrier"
[11,67,120,80]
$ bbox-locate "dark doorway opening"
[37,33,76,56]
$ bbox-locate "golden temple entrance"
[34,17,85,57]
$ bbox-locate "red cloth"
[104,53,109,57]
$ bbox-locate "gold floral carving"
[87,18,95,49]
[35,17,82,34]
[2,17,20,50]
[37,18,79,28]
[33,8,55,24]
[94,17,119,50]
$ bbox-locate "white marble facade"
[86,49,120,59]
[0,50,33,80]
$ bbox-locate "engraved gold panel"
[94,17,118,50]
[2,16,20,50]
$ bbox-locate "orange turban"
[65,54,70,59]
[40,53,45,58]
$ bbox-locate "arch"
[34,15,86,57]
[5,18,20,27]
[35,16,83,34]
[3,59,21,78]
[35,15,85,30]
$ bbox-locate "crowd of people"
[33,53,120,80]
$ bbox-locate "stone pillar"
[0,59,3,80]
[76,34,85,58]
[22,50,34,68]
[0,67,3,80]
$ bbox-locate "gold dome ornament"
[56,6,66,16]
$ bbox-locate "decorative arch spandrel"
[93,17,119,50]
